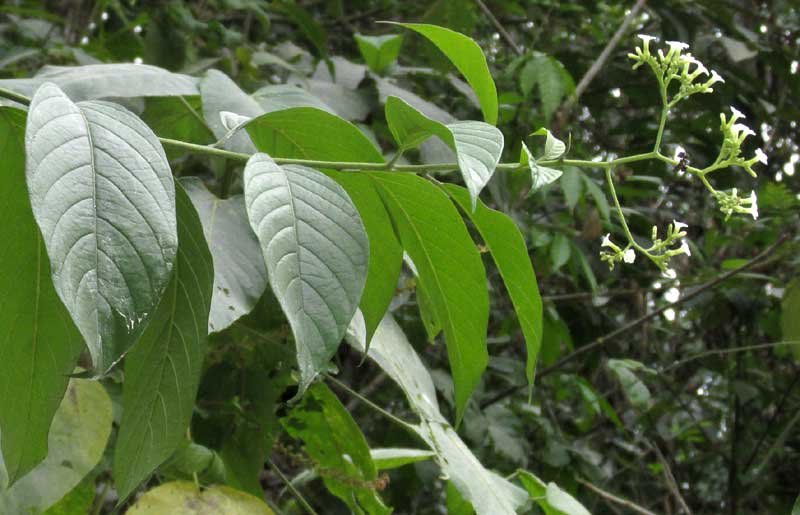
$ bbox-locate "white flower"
[755,148,768,164]
[732,123,755,138]
[133,57,143,65]
[638,34,658,43]
[673,220,688,233]
[623,248,636,263]
[663,268,678,279]
[101,11,108,21]
[684,55,708,75]
[710,70,725,84]
[667,40,690,51]
[748,190,758,220]
[133,25,142,34]
[679,240,692,257]
[731,106,746,120]
[601,233,613,247]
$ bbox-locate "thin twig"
[474,0,522,55]
[651,443,693,515]
[662,340,800,373]
[480,234,789,409]
[576,477,660,515]
[325,374,416,432]
[267,459,320,515]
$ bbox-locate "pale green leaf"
[792,494,800,515]
[532,128,566,161]
[181,178,267,333]
[371,173,488,424]
[518,470,591,515]
[244,154,368,391]
[113,184,214,501]
[200,70,264,153]
[550,234,571,271]
[282,383,391,514]
[0,64,198,101]
[126,481,275,515]
[521,141,563,192]
[391,23,498,124]
[370,448,435,470]
[0,107,84,484]
[251,84,335,115]
[561,171,583,210]
[0,380,112,514]
[385,96,503,209]
[25,83,178,373]
[443,184,542,390]
[607,359,652,409]
[355,33,403,74]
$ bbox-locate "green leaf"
[575,377,623,430]
[446,481,475,515]
[25,83,178,373]
[521,142,562,192]
[200,70,265,153]
[282,383,391,515]
[251,84,335,115]
[244,154,369,391]
[355,33,403,74]
[793,494,800,515]
[518,470,591,515]
[607,359,652,409]
[782,278,800,360]
[181,178,268,333]
[41,477,94,515]
[370,173,488,424]
[532,128,567,161]
[113,183,214,501]
[327,171,403,345]
[0,379,113,514]
[390,23,498,124]
[519,56,574,123]
[0,63,199,101]
[443,184,543,390]
[140,96,215,157]
[582,175,610,221]
[346,314,528,515]
[370,448,435,470]
[0,107,84,484]
[243,106,384,163]
[126,481,275,515]
[385,96,503,208]
[550,233,571,271]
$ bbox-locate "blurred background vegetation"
[1,0,799,513]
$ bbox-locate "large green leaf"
[326,171,403,346]
[347,313,527,515]
[782,278,800,360]
[25,83,178,373]
[390,23,498,124]
[282,383,391,515]
[113,184,214,501]
[181,178,267,333]
[0,379,113,514]
[126,481,275,515]
[244,153,368,390]
[243,106,384,162]
[200,70,265,153]
[355,34,403,74]
[0,107,84,485]
[385,95,503,208]
[370,173,488,424]
[0,64,199,101]
[518,470,591,515]
[251,84,335,115]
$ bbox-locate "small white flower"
[731,106,746,119]
[684,55,708,75]
[667,40,690,51]
[663,268,678,279]
[623,248,636,263]
[748,190,758,220]
[601,233,613,247]
[101,11,109,21]
[710,70,725,83]
[133,25,142,34]
[133,56,143,65]
[88,22,96,31]
[755,148,768,164]
[638,34,658,43]
[673,220,688,232]
[732,123,755,137]
[80,35,89,45]
[679,240,692,257]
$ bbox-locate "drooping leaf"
[346,313,528,515]
[385,96,503,208]
[607,359,652,409]
[354,33,403,74]
[518,470,591,515]
[0,380,113,514]
[327,171,403,346]
[370,173,488,423]
[126,481,275,515]
[390,23,498,124]
[532,127,567,161]
[0,106,84,485]
[782,278,800,360]
[244,153,368,391]
[521,141,562,192]
[113,184,214,501]
[25,83,178,373]
[0,64,199,101]
[282,383,391,515]
[443,184,543,391]
[181,178,267,333]
[370,448,435,470]
[200,70,265,153]
[243,106,384,163]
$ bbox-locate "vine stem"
[0,86,670,175]
[267,459,320,515]
[325,373,417,433]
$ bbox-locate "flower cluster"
[601,220,691,272]
[713,188,759,220]
[714,107,768,177]
[600,234,636,270]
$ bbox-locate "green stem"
[604,167,645,253]
[653,78,669,153]
[325,374,417,432]
[267,459,320,515]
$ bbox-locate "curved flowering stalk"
[598,35,768,272]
